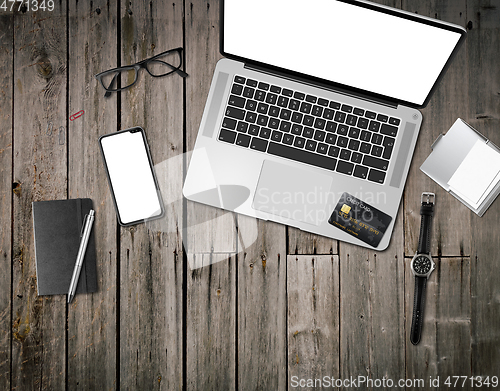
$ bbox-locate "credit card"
[328,192,392,247]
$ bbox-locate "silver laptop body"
[184,0,466,250]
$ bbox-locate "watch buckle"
[421,192,435,205]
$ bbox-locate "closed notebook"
[32,198,98,296]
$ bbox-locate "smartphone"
[99,127,164,226]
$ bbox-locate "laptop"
[183,0,466,250]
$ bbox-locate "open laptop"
[183,0,466,250]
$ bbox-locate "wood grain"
[467,0,500,377]
[405,257,471,389]
[339,209,405,389]
[11,5,68,390]
[288,255,340,391]
[67,1,118,389]
[0,13,13,391]
[402,0,470,257]
[118,1,184,390]
[237,217,287,391]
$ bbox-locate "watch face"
[413,255,432,275]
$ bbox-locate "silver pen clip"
[80,214,89,237]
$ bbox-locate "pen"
[68,209,95,304]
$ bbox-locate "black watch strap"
[410,276,427,345]
[417,201,434,254]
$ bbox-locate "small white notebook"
[421,119,500,216]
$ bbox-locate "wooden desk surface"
[0,1,499,390]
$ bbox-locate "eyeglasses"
[95,47,188,97]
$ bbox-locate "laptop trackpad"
[252,160,333,226]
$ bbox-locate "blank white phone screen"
[223,0,462,106]
[100,130,162,225]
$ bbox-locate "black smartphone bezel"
[98,126,165,226]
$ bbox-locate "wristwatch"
[410,192,436,345]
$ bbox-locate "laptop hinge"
[244,63,398,109]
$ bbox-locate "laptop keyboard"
[218,75,401,184]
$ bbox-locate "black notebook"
[32,198,98,296]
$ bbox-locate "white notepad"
[448,140,500,208]
[421,119,500,216]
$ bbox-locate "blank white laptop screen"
[223,0,463,106]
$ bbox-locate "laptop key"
[318,98,329,106]
[300,102,312,114]
[236,121,248,133]
[303,115,314,126]
[279,109,291,120]
[368,120,380,132]
[346,114,357,126]
[222,117,237,130]
[329,101,341,110]
[279,121,291,132]
[340,149,351,161]
[294,91,305,100]
[348,127,360,139]
[383,145,394,160]
[271,130,283,142]
[234,76,246,84]
[353,165,368,179]
[348,139,360,151]
[291,112,303,123]
[257,115,269,127]
[360,130,371,142]
[377,114,388,122]
[383,136,395,147]
[368,169,386,184]
[245,112,257,123]
[337,124,349,136]
[248,124,260,136]
[269,106,280,117]
[323,108,334,120]
[246,100,257,111]
[306,95,317,103]
[277,96,289,108]
[270,85,281,93]
[326,121,337,132]
[305,140,317,151]
[236,133,251,147]
[312,105,323,117]
[334,111,346,123]
[337,136,348,148]
[389,117,400,126]
[219,129,237,144]
[371,145,383,157]
[259,127,271,139]
[363,155,389,171]
[231,84,243,95]
[303,127,314,138]
[291,124,303,135]
[351,152,362,163]
[360,142,371,154]
[293,137,306,148]
[266,93,278,105]
[226,106,245,120]
[250,137,268,152]
[282,88,293,97]
[365,111,376,119]
[268,142,337,171]
[314,130,326,142]
[380,123,398,137]
[289,99,300,111]
[336,160,354,175]
[357,117,369,129]
[243,87,254,98]
[317,143,328,154]
[255,90,266,101]
[341,104,353,113]
[328,145,340,158]
[371,133,383,145]
[326,133,337,145]
[246,79,258,87]
[268,118,280,129]
[228,94,245,108]
[283,134,294,145]
[257,102,269,114]
[258,82,269,91]
[314,118,326,130]
[353,107,365,116]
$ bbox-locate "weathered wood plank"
[119,2,184,389]
[185,1,237,390]
[467,0,500,377]
[11,5,68,390]
[402,0,469,257]
[288,255,340,391]
[0,13,13,391]
[339,209,405,389]
[237,217,287,391]
[405,257,471,388]
[67,1,118,389]
[187,253,236,390]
